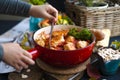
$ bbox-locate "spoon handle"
[49,22,54,49]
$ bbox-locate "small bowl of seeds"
[97,47,120,76]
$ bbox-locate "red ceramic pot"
[29,25,96,67]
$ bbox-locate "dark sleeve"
[0,0,31,17]
[0,44,4,61]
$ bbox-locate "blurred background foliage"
[29,0,46,5]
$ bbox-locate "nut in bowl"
[28,25,96,67]
[97,47,120,76]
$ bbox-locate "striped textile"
[0,0,31,17]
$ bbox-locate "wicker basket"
[65,0,120,36]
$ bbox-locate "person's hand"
[29,4,58,22]
[1,43,35,71]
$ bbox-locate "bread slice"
[96,29,111,47]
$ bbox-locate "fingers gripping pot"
[28,25,96,67]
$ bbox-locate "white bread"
[96,29,111,47]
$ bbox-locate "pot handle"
[27,48,39,60]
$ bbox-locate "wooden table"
[8,64,42,80]
[8,58,90,80]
